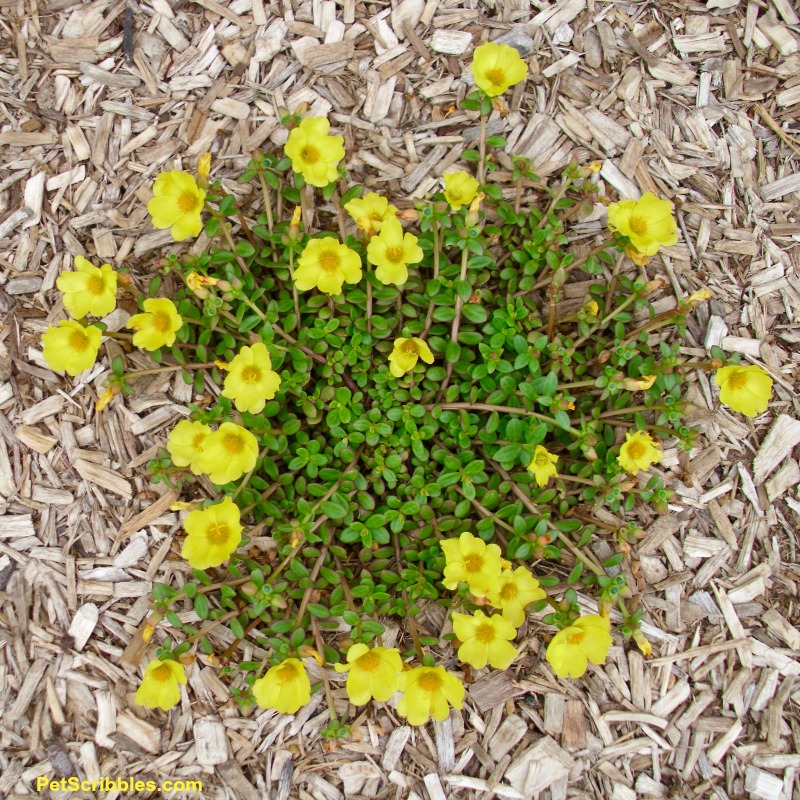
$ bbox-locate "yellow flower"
[388,337,434,378]
[252,658,311,714]
[684,289,713,308]
[607,192,678,256]
[470,41,528,97]
[41,320,103,376]
[186,272,219,299]
[715,364,773,418]
[546,615,612,679]
[344,192,398,235]
[632,628,652,657]
[334,644,403,705]
[581,299,599,319]
[294,238,363,295]
[366,216,423,286]
[95,387,115,411]
[56,256,117,318]
[623,374,657,391]
[284,117,345,188]
[135,659,187,711]
[486,567,547,627]
[167,420,212,474]
[147,170,206,242]
[221,342,281,415]
[617,430,662,474]
[527,445,559,488]
[193,422,258,485]
[126,298,183,351]
[197,152,211,189]
[181,496,243,569]
[396,666,464,726]
[440,531,503,597]
[452,609,518,670]
[625,245,650,266]
[443,171,480,211]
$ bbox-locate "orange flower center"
[88,276,104,294]
[464,554,483,573]
[626,441,646,460]
[153,312,172,332]
[177,192,198,213]
[223,433,244,454]
[241,366,261,384]
[475,623,496,643]
[386,246,404,263]
[727,372,748,390]
[629,216,648,235]
[356,652,381,672]
[486,67,506,86]
[320,252,340,272]
[566,630,584,646]
[418,673,442,692]
[276,664,298,685]
[69,329,89,350]
[302,146,320,164]
[500,583,517,601]
[401,341,418,356]
[193,433,206,449]
[152,664,174,683]
[205,522,230,545]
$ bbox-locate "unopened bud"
[623,374,657,391]
[398,208,419,222]
[632,628,652,657]
[241,581,259,597]
[197,152,211,189]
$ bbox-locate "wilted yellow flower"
[284,117,345,188]
[126,298,183,351]
[617,430,662,474]
[181,496,243,570]
[193,422,259,485]
[167,420,212,474]
[252,658,311,714]
[546,615,612,679]
[487,567,547,627]
[632,628,652,657]
[396,666,464,726]
[294,238,362,295]
[715,364,773,418]
[221,342,281,415]
[95,387,115,411]
[334,644,403,705]
[186,272,219,299]
[470,41,528,97]
[388,337,434,378]
[623,374,657,391]
[366,216,423,286]
[443,171,480,211]
[41,320,103,376]
[581,299,599,318]
[527,445,559,488]
[147,170,206,242]
[607,192,678,256]
[344,192,398,235]
[56,256,117,319]
[441,531,503,598]
[196,152,211,189]
[452,609,518,670]
[135,659,187,711]
[684,289,713,308]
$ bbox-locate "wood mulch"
[1,0,799,798]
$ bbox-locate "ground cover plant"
[41,42,774,734]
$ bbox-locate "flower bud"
[632,628,652,657]
[398,208,419,222]
[197,152,211,189]
[241,581,259,597]
[623,375,657,391]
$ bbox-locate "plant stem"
[478,113,487,183]
[237,211,257,248]
[187,608,241,644]
[604,251,626,316]
[573,293,639,349]
[125,362,219,381]
[287,245,300,333]
[428,402,582,437]
[437,247,470,398]
[257,173,274,237]
[311,617,337,721]
[208,206,250,276]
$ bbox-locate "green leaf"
[235,240,255,258]
[218,194,237,216]
[321,500,348,520]
[485,135,507,148]
[308,603,329,619]
[445,341,461,363]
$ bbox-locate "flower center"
[357,652,381,672]
[69,329,89,350]
[500,583,517,601]
[177,192,198,213]
[320,252,340,272]
[566,630,584,646]
[152,664,174,683]
[386,246,404,263]
[153,312,172,332]
[627,442,646,460]
[486,67,506,86]
[464,554,483,573]
[205,522,229,545]
[401,341,418,356]
[241,366,261,384]
[535,452,550,467]
[223,433,244,454]
[193,433,207,449]
[475,623,496,643]
[629,216,648,235]
[418,673,441,692]
[727,372,748,390]
[88,276,104,294]
[276,664,298,685]
[302,146,320,164]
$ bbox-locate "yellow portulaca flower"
[344,192,398,235]
[527,445,558,488]
[546,615,612,679]
[126,298,183,351]
[388,337,434,378]
[192,422,258,485]
[135,659,187,711]
[715,364,773,418]
[366,216,423,287]
[221,342,281,415]
[95,387,115,411]
[617,430,662,475]
[440,531,503,598]
[41,320,103,376]
[252,658,311,714]
[294,238,362,295]
[470,41,528,97]
[452,609,518,670]
[147,170,206,242]
[167,420,212,474]
[181,496,242,570]
[487,567,547,627]
[56,256,117,319]
[623,374,657,391]
[607,192,678,256]
[443,171,480,211]
[196,152,211,189]
[334,644,403,705]
[284,117,345,188]
[185,272,219,299]
[396,666,464,726]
